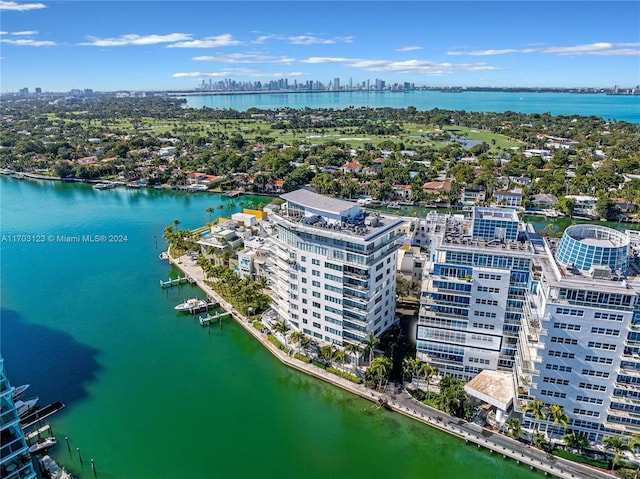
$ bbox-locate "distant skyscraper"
[34,87,42,94]
[333,77,340,91]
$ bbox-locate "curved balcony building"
[556,224,629,273]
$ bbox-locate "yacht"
[175,298,208,312]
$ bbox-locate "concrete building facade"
[267,189,404,346]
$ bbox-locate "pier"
[160,275,195,288]
[199,311,231,326]
[21,401,66,430]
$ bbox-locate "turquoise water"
[0,177,539,479]
[183,90,640,123]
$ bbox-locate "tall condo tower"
[268,189,404,346]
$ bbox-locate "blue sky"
[1,1,639,92]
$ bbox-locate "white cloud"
[543,42,640,56]
[301,57,351,64]
[447,48,538,56]
[302,56,499,75]
[0,1,46,11]
[395,46,423,52]
[81,33,192,47]
[448,42,640,57]
[252,34,353,45]
[11,30,38,35]
[167,34,242,48]
[173,69,304,79]
[192,53,295,64]
[0,38,54,46]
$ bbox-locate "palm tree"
[290,331,305,355]
[318,344,336,365]
[603,435,631,471]
[533,432,550,451]
[524,400,547,434]
[205,206,214,223]
[273,320,290,348]
[404,357,421,389]
[172,218,181,229]
[547,404,570,442]
[369,356,392,390]
[334,349,346,371]
[563,432,590,453]
[362,332,379,366]
[345,342,362,371]
[419,363,438,401]
[506,418,523,440]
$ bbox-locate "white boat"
[175,298,208,311]
[15,397,38,417]
[28,437,57,454]
[11,384,29,400]
[93,182,116,190]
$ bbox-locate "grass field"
[44,114,522,152]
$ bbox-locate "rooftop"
[464,370,514,411]
[281,189,357,216]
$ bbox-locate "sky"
[1,1,639,92]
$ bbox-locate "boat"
[28,437,57,455]
[174,298,208,311]
[11,384,29,401]
[15,397,38,417]
[93,182,116,190]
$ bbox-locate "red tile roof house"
[341,161,363,174]
[422,180,452,195]
[75,156,98,166]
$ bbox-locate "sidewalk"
[168,252,615,479]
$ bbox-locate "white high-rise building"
[516,225,640,442]
[268,189,404,345]
[418,208,532,380]
[0,356,37,479]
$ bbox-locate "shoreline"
[168,251,615,479]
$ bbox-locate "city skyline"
[1,1,639,93]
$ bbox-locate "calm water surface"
[0,177,539,478]
[183,90,640,123]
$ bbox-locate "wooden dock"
[199,311,231,326]
[160,276,195,288]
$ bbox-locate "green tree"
[436,375,470,419]
[603,435,631,471]
[205,206,215,223]
[547,404,570,441]
[533,432,550,452]
[524,400,547,433]
[273,320,291,348]
[362,332,380,366]
[345,342,362,371]
[595,195,615,220]
[506,418,523,440]
[367,356,392,390]
[557,196,575,218]
[419,363,438,401]
[318,344,336,364]
[334,349,346,371]
[563,432,590,452]
[290,331,305,355]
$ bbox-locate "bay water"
[0,176,539,478]
[183,90,640,124]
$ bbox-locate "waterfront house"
[529,193,558,210]
[494,189,523,207]
[461,186,487,205]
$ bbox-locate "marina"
[0,176,541,479]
